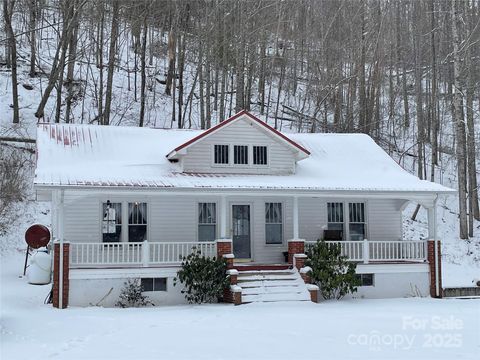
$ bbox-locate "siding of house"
[63,190,405,263]
[181,115,297,174]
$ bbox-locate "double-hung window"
[214,145,229,164]
[253,146,268,165]
[102,202,122,243]
[198,203,216,241]
[327,202,344,238]
[234,145,248,165]
[128,202,147,242]
[327,202,366,240]
[349,202,366,240]
[265,202,282,244]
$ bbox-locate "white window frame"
[326,201,368,241]
[265,202,284,246]
[212,144,231,167]
[99,200,150,243]
[233,144,250,167]
[141,277,168,292]
[252,145,269,166]
[348,202,367,241]
[211,143,270,168]
[197,202,218,242]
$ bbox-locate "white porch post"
[293,196,299,240]
[220,195,227,238]
[427,206,435,240]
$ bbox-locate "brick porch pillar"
[307,284,319,303]
[288,239,305,265]
[300,266,312,284]
[217,239,234,269]
[293,253,307,270]
[53,241,70,309]
[427,240,442,298]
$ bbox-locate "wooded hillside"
[1,0,479,238]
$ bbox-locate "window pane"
[349,224,365,241]
[129,225,147,242]
[128,203,147,225]
[349,203,365,223]
[214,145,229,164]
[153,278,167,291]
[198,224,216,242]
[102,202,121,243]
[253,146,267,165]
[356,274,374,286]
[327,202,343,222]
[141,278,153,292]
[266,224,282,244]
[265,203,282,223]
[265,203,282,244]
[128,203,147,242]
[234,145,248,165]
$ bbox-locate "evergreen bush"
[174,249,229,304]
[115,279,153,308]
[305,240,360,300]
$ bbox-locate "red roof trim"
[171,110,311,155]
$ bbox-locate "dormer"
[166,111,310,175]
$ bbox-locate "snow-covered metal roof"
[34,122,455,194]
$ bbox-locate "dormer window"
[234,145,248,165]
[253,146,268,165]
[214,145,229,164]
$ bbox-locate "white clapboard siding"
[182,116,297,174]
[62,190,405,263]
[367,199,404,241]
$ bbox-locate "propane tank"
[27,248,52,285]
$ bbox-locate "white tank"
[27,248,52,285]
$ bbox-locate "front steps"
[236,269,311,303]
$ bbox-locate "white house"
[34,110,455,307]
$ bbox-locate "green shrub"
[305,240,360,300]
[174,249,229,304]
[115,279,153,308]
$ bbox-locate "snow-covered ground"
[1,253,479,360]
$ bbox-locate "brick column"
[427,240,442,298]
[53,241,70,309]
[288,239,305,265]
[223,270,240,304]
[300,266,312,284]
[307,284,319,303]
[293,253,307,270]
[231,285,242,306]
[217,239,232,258]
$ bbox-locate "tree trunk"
[451,0,469,239]
[139,15,147,127]
[29,0,37,77]
[430,0,438,182]
[103,0,119,125]
[165,28,176,96]
[34,0,84,119]
[3,0,20,124]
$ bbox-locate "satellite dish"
[25,224,51,249]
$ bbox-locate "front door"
[232,205,251,259]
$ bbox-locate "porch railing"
[69,241,217,268]
[305,240,427,264]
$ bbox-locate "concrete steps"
[237,269,311,304]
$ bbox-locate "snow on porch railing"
[69,241,217,267]
[304,240,427,263]
[149,241,217,265]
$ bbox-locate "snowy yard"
[1,254,479,360]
